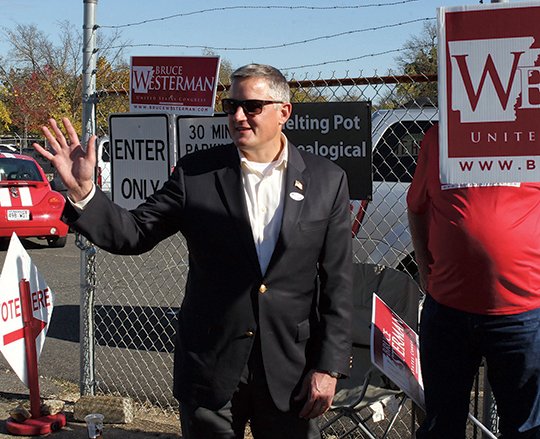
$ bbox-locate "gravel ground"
[0,367,181,438]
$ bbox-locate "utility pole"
[80,0,98,397]
[82,0,98,145]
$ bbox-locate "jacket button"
[244,330,255,337]
[259,284,267,294]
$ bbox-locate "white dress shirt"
[239,138,288,275]
[72,138,289,275]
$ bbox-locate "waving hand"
[33,118,96,202]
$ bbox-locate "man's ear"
[279,102,292,125]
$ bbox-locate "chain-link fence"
[89,69,498,437]
[94,73,410,399]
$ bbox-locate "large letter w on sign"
[452,52,524,112]
[448,37,540,123]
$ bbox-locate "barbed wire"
[279,48,405,71]
[82,25,99,73]
[106,17,433,52]
[100,1,420,29]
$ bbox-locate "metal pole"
[80,0,98,397]
[482,365,499,438]
[82,0,98,146]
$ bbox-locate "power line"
[100,1,420,29]
[107,17,433,52]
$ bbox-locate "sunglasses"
[222,98,283,115]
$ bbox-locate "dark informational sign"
[283,102,372,200]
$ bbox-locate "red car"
[0,153,68,247]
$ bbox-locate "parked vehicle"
[95,108,436,275]
[20,147,56,177]
[351,106,438,278]
[0,153,69,247]
[0,144,17,153]
[96,135,111,197]
[49,172,68,200]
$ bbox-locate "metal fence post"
[80,0,98,396]
[82,0,98,145]
[482,365,499,437]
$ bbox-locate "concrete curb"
[73,395,134,424]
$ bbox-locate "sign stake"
[5,279,66,436]
[20,278,41,418]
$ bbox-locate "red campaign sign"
[130,56,220,115]
[371,294,424,409]
[439,3,540,184]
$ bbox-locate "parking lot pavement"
[0,367,181,438]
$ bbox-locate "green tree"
[8,69,59,142]
[289,84,328,103]
[0,21,127,136]
[201,49,236,112]
[0,86,12,133]
[95,56,130,136]
[377,21,438,109]
[1,22,84,132]
[202,49,234,86]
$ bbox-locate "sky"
[0,0,532,79]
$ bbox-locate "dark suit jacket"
[64,142,353,411]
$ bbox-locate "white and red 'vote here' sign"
[0,233,54,386]
[439,2,540,184]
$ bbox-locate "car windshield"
[0,158,43,182]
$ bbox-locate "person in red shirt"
[407,124,540,438]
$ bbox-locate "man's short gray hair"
[230,64,290,102]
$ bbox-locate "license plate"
[7,209,30,221]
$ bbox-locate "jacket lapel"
[216,145,261,277]
[267,144,309,272]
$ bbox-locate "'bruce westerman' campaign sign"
[130,56,220,115]
[439,2,540,184]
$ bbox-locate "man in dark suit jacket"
[35,64,353,439]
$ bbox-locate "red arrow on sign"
[3,317,46,346]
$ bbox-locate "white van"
[96,135,111,197]
[96,108,436,278]
[351,106,438,278]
